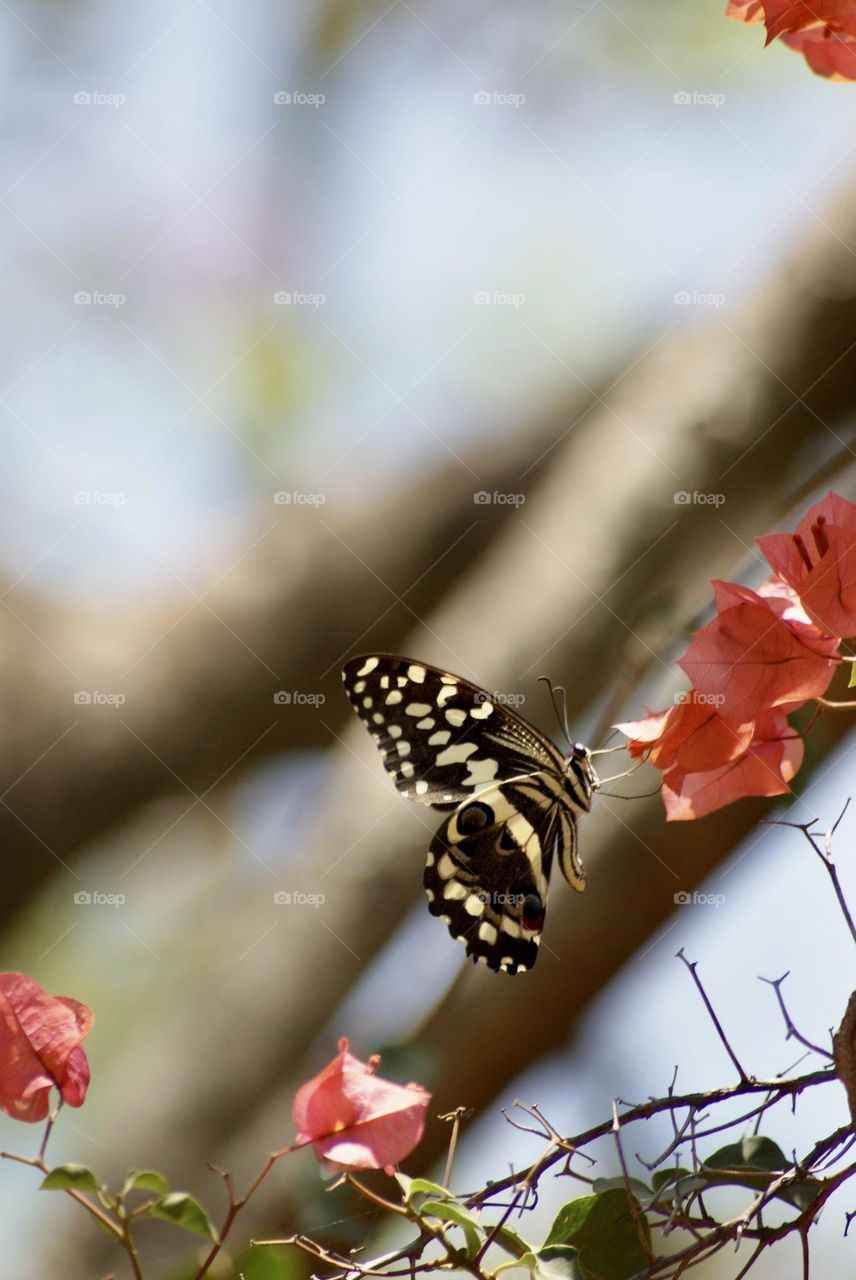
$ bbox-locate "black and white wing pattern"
[341,654,597,975]
[342,654,564,808]
[424,777,582,974]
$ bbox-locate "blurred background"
[2,0,856,1276]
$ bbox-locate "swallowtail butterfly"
[342,655,598,975]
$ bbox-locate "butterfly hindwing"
[342,654,562,808]
[424,778,576,974]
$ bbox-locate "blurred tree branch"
[0,420,573,932]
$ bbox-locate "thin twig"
[677,950,749,1082]
[760,973,833,1059]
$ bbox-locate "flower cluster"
[617,492,856,820]
[728,0,856,81]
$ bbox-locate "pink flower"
[660,709,804,820]
[678,580,838,722]
[0,973,93,1122]
[616,692,754,774]
[759,493,856,636]
[293,1038,430,1174]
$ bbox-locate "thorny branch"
[273,811,856,1280]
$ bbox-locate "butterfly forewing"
[341,654,596,975]
[342,654,563,807]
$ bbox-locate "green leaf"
[40,1164,100,1193]
[544,1188,649,1280]
[848,662,856,688]
[705,1136,789,1173]
[493,1224,531,1258]
[702,1137,821,1211]
[417,1199,483,1259]
[150,1192,218,1241]
[650,1168,690,1193]
[398,1175,451,1205]
[234,1245,296,1280]
[122,1169,169,1197]
[520,1245,585,1280]
[592,1177,651,1204]
[649,1168,706,1206]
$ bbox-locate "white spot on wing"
[438,853,456,879]
[386,690,403,705]
[355,657,379,676]
[396,740,411,757]
[416,716,435,729]
[400,761,415,777]
[463,757,499,786]
[415,780,429,795]
[464,894,484,917]
[429,730,451,746]
[407,664,427,683]
[470,700,493,719]
[387,724,402,738]
[437,685,457,707]
[444,880,467,900]
[445,708,467,727]
[405,702,432,717]
[436,743,478,766]
[478,921,498,944]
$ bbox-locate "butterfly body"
[342,654,598,974]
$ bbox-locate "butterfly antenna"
[600,785,664,800]
[590,729,626,757]
[597,757,649,786]
[538,676,572,751]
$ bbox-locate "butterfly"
[341,654,598,975]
